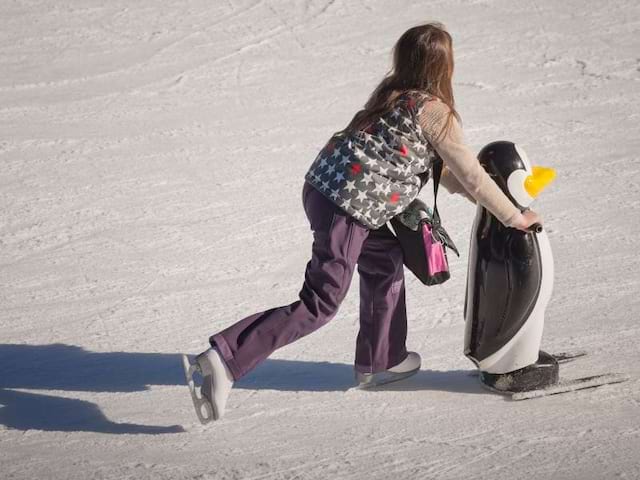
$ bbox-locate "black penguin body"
[464,206,543,363]
[463,141,553,377]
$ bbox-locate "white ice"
[1,0,639,479]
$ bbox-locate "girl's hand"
[509,209,544,232]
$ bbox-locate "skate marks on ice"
[510,373,630,401]
[353,369,491,396]
[240,362,487,396]
[0,343,492,432]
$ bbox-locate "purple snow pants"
[209,181,408,381]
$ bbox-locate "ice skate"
[355,351,421,389]
[478,350,559,394]
[181,348,234,424]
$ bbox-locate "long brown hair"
[341,22,460,140]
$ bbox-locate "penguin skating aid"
[463,141,628,399]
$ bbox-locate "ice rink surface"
[1,0,639,478]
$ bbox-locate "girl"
[182,22,542,424]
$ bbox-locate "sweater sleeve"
[418,100,521,226]
[440,166,476,204]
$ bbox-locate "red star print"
[350,162,362,175]
[390,192,401,203]
[399,144,408,156]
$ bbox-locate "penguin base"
[479,351,559,394]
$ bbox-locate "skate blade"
[511,373,629,401]
[355,368,420,390]
[181,354,215,424]
[551,350,588,364]
[478,373,629,400]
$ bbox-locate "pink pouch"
[422,223,448,275]
[388,158,457,286]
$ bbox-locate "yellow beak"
[525,166,556,198]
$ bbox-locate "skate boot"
[479,350,559,394]
[181,348,234,424]
[355,351,421,389]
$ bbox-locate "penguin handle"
[528,223,543,233]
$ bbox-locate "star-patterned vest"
[304,91,439,229]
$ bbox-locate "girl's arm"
[440,166,476,204]
[418,99,522,227]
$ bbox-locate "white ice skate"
[355,351,421,389]
[181,348,234,424]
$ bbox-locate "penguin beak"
[525,166,556,198]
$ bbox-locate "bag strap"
[431,157,443,225]
[429,158,460,256]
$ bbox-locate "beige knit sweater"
[418,99,521,226]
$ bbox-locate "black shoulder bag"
[387,159,460,285]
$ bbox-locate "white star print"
[373,182,386,194]
[302,99,443,230]
[345,180,357,193]
[362,171,375,186]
